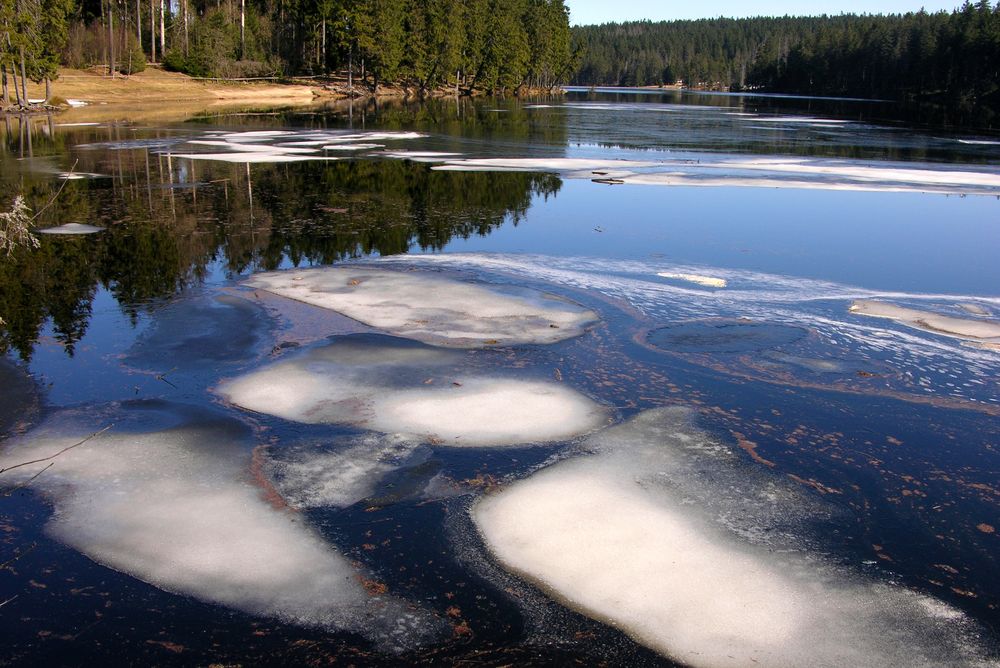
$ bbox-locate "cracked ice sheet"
[243,266,599,348]
[429,155,1000,195]
[217,334,609,447]
[473,407,1000,668]
[0,402,440,650]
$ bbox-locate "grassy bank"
[19,66,328,121]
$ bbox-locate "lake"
[1,90,999,667]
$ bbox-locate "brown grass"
[23,66,330,122]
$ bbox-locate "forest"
[0,0,574,102]
[572,1,1000,108]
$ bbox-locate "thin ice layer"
[0,403,440,650]
[473,408,998,668]
[244,267,599,347]
[430,155,1000,195]
[265,433,428,508]
[850,299,1000,342]
[217,334,609,447]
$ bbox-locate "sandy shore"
[21,66,329,122]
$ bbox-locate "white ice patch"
[170,152,339,164]
[385,253,1000,411]
[321,143,385,151]
[850,299,1000,343]
[0,405,440,649]
[657,272,727,288]
[217,335,609,447]
[473,407,998,667]
[379,151,463,162]
[37,223,105,235]
[244,266,599,347]
[429,155,1000,195]
[185,140,320,154]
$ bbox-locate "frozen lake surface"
[1,91,999,666]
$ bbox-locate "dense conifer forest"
[0,0,573,101]
[571,1,1000,108]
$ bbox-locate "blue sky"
[566,1,965,26]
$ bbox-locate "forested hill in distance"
[571,2,1000,109]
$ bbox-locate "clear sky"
[566,1,965,26]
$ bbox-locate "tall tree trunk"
[2,65,9,107]
[45,77,52,103]
[11,66,24,107]
[19,45,29,104]
[240,0,245,60]
[321,16,326,73]
[136,0,142,52]
[159,0,165,56]
[182,0,188,56]
[150,0,156,61]
[109,0,116,78]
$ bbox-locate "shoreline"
[7,66,561,122]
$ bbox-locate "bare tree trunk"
[159,0,165,56]
[136,0,142,52]
[11,65,24,107]
[45,77,52,103]
[19,45,29,104]
[2,65,9,107]
[182,0,188,56]
[109,0,116,78]
[150,0,156,61]
[321,16,325,73]
[240,0,245,60]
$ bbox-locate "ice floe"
[429,155,1000,195]
[170,152,339,164]
[37,223,105,235]
[473,407,999,667]
[656,272,727,288]
[217,334,609,446]
[0,402,441,649]
[244,266,599,347]
[850,299,1000,343]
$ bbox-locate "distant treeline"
[1,0,573,104]
[571,1,1000,106]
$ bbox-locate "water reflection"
[0,119,560,360]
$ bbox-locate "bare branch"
[0,424,113,475]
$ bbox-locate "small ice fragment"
[37,223,105,235]
[657,272,727,288]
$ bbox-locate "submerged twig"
[0,424,112,475]
[31,160,79,222]
[2,462,54,496]
[0,543,37,571]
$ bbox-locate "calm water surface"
[1,91,999,666]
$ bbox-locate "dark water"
[1,93,999,666]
